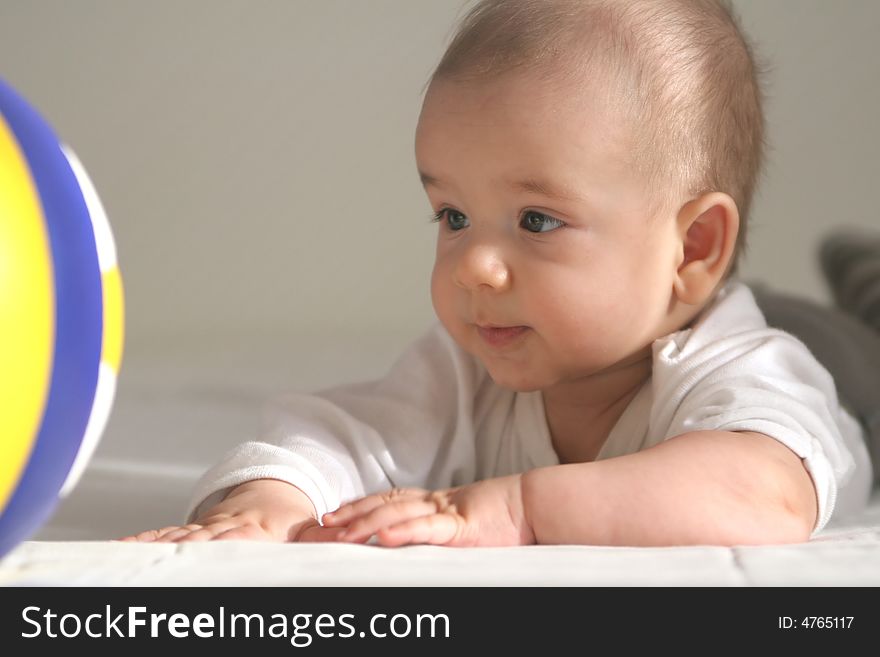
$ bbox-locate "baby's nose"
[453,243,511,292]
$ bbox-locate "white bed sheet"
[2,488,879,586]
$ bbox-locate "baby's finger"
[153,524,205,543]
[174,523,238,542]
[210,525,272,541]
[337,499,438,543]
[377,513,461,547]
[118,525,193,543]
[117,532,154,543]
[296,525,348,543]
[323,488,424,526]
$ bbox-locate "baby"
[127,0,873,547]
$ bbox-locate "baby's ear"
[673,192,740,306]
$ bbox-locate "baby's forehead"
[417,72,640,180]
[422,67,636,140]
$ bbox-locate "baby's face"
[417,73,684,392]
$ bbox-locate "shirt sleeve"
[651,320,864,535]
[186,323,487,521]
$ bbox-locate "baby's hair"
[430,0,765,269]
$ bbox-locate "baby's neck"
[541,348,652,464]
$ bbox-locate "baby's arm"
[523,429,817,545]
[327,429,816,547]
[120,479,342,543]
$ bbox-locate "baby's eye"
[520,210,565,233]
[432,208,470,231]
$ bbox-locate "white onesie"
[189,281,873,535]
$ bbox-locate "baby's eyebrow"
[420,171,582,203]
[419,171,441,188]
[509,177,583,202]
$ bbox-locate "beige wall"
[735,0,880,302]
[1,0,878,360]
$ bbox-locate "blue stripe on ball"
[0,79,102,554]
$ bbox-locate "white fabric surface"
[189,282,872,534]
[2,489,879,586]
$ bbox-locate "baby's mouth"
[476,325,530,348]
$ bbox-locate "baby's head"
[417,0,765,392]
[426,0,764,261]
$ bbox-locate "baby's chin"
[488,376,544,394]
[480,350,646,394]
[480,362,555,393]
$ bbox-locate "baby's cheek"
[542,288,647,362]
[429,266,451,316]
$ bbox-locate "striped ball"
[0,78,124,557]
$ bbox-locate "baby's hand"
[118,479,342,543]
[323,474,535,547]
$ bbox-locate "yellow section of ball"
[101,266,124,373]
[0,115,55,514]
